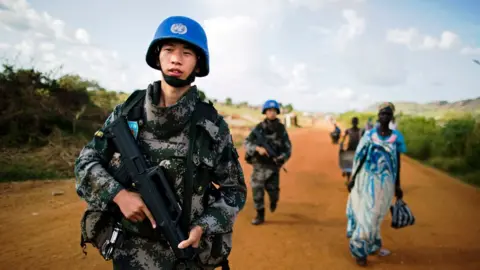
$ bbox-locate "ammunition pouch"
[80,209,124,261]
[196,231,233,269]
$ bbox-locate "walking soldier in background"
[244,100,292,225]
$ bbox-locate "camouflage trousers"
[112,235,213,270]
[250,165,280,210]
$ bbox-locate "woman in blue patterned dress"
[345,102,406,267]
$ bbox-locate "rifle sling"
[182,102,200,235]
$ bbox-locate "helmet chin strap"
[161,70,196,88]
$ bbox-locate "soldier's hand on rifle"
[256,146,269,156]
[178,225,204,249]
[113,189,157,229]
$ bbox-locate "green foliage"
[337,111,376,127]
[338,111,480,187]
[225,97,233,106]
[0,63,248,181]
[465,122,480,168]
[197,89,206,101]
[439,117,476,157]
[282,103,294,113]
[88,89,125,112]
[0,63,119,180]
[0,64,109,147]
[364,98,480,116]
[398,115,439,160]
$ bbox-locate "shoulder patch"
[128,121,139,139]
[94,130,104,138]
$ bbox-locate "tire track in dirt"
[0,127,479,270]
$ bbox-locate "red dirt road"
[0,127,479,270]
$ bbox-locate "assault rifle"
[252,129,288,173]
[103,116,195,261]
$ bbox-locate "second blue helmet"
[262,99,280,114]
[146,16,209,77]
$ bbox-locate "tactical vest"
[119,88,219,234]
[80,86,232,269]
[249,120,286,166]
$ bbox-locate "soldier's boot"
[355,257,367,267]
[251,209,265,225]
[270,201,277,213]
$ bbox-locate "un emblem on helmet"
[170,23,187,35]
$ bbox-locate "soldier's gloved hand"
[178,225,204,249]
[256,146,269,156]
[113,189,157,229]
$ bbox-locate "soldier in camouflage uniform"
[74,16,247,270]
[243,100,292,225]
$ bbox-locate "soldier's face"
[159,41,199,79]
[266,109,277,120]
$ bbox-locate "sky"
[0,0,479,112]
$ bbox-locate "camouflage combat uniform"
[243,118,291,221]
[74,83,247,269]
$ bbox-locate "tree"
[225,97,233,106]
[283,103,294,113]
[58,74,100,91]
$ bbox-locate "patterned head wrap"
[378,102,395,113]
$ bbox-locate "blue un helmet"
[262,99,280,114]
[145,16,209,77]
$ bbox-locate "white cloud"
[386,28,460,51]
[310,26,333,35]
[436,31,459,49]
[288,0,329,10]
[0,0,71,42]
[0,0,132,91]
[75,28,90,44]
[39,42,55,51]
[386,28,418,48]
[13,40,34,56]
[199,0,286,19]
[288,0,367,10]
[317,87,353,100]
[342,37,408,87]
[460,46,480,55]
[335,9,365,51]
[1,0,477,112]
[284,63,311,93]
[0,42,11,49]
[42,52,56,62]
[203,16,259,76]
[315,87,371,111]
[200,15,267,100]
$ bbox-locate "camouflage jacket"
[244,118,292,167]
[74,84,247,239]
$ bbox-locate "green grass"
[214,103,263,119]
